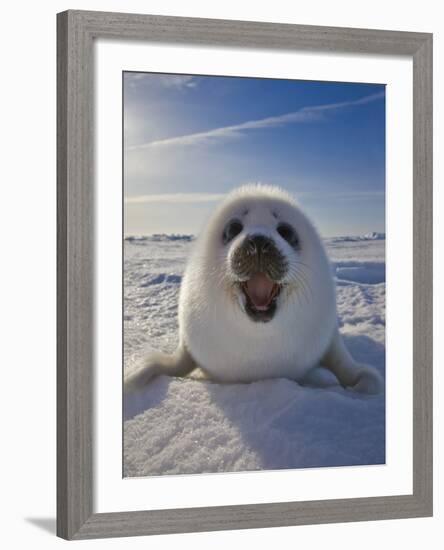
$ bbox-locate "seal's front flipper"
[300,366,339,388]
[124,345,196,394]
[321,329,383,395]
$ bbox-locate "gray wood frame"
[57,9,433,540]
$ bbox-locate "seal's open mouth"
[240,272,281,322]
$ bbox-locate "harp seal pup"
[125,184,383,394]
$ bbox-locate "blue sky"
[124,73,385,237]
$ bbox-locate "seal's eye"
[277,223,299,248]
[223,220,243,244]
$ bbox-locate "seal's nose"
[245,235,273,255]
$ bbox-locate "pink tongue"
[245,273,275,310]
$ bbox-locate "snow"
[123,235,385,477]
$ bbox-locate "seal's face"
[217,192,311,323]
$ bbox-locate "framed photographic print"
[57,10,433,540]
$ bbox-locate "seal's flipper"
[300,366,340,388]
[124,345,196,394]
[321,329,383,395]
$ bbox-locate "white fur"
[125,184,383,394]
[179,184,335,382]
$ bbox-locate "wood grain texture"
[56,10,68,539]
[57,10,94,540]
[56,9,433,540]
[72,494,430,540]
[412,35,433,513]
[73,9,428,55]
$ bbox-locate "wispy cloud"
[125,73,197,90]
[127,91,384,152]
[301,190,385,199]
[125,189,384,205]
[125,192,226,204]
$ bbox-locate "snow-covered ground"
[123,234,385,477]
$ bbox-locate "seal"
[124,184,383,394]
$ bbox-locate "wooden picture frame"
[57,9,433,540]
